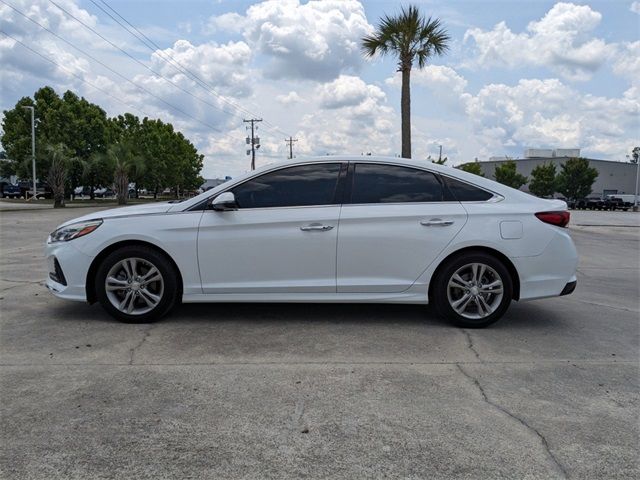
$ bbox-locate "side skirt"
[181,290,428,304]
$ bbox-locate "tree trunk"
[401,66,411,159]
[53,193,65,208]
[90,185,95,200]
[115,171,128,206]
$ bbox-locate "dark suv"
[1,184,21,199]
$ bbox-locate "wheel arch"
[428,246,520,302]
[86,240,183,304]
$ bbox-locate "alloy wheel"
[104,257,164,315]
[446,262,504,320]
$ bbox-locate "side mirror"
[210,191,238,211]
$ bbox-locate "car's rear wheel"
[432,252,513,328]
[95,246,178,323]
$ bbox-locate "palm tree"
[105,142,144,205]
[362,5,449,158]
[45,144,70,208]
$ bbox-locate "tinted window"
[443,176,493,202]
[232,163,341,208]
[350,164,443,204]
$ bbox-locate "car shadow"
[49,297,567,330]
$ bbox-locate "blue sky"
[1,0,638,178]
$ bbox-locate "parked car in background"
[602,195,628,211]
[17,181,51,199]
[45,156,577,328]
[573,197,604,210]
[0,184,22,199]
[613,194,638,207]
[94,187,115,198]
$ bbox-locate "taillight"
[535,211,570,228]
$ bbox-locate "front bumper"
[560,280,577,296]
[44,240,94,302]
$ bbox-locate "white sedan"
[45,156,577,328]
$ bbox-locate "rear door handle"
[420,219,454,227]
[300,223,334,231]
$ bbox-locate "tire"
[432,252,513,328]
[95,245,178,323]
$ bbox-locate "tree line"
[456,158,598,200]
[1,86,204,207]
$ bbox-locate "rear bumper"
[511,229,578,301]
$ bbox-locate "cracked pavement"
[1,207,638,479]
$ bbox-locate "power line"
[1,0,237,141]
[244,119,262,170]
[285,137,298,159]
[90,0,292,139]
[0,30,150,118]
[47,0,242,121]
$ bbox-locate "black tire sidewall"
[433,252,513,328]
[95,246,178,323]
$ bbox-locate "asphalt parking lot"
[1,206,638,479]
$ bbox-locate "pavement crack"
[290,398,308,434]
[463,329,482,362]
[128,324,154,365]
[567,299,638,314]
[456,364,569,479]
[0,279,44,292]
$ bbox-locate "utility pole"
[632,147,639,212]
[438,145,443,162]
[285,137,298,159]
[244,118,262,170]
[22,106,36,200]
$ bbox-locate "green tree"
[556,157,598,201]
[494,160,527,189]
[431,156,447,165]
[457,162,485,177]
[83,153,113,199]
[528,162,557,198]
[362,5,449,159]
[45,144,71,208]
[113,116,203,198]
[104,142,144,205]
[1,86,111,179]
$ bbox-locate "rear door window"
[350,163,444,204]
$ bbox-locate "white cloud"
[297,77,395,156]
[612,41,640,86]
[463,2,610,81]
[151,39,253,98]
[275,91,302,105]
[463,78,639,159]
[317,75,385,109]
[206,0,373,81]
[203,12,247,34]
[385,65,469,112]
[631,2,640,14]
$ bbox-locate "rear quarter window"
[443,176,494,202]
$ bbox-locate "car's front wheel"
[432,252,513,328]
[95,246,178,323]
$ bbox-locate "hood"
[56,202,174,228]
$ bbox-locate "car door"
[197,162,345,294]
[337,162,467,293]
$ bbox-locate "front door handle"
[420,219,454,227]
[300,223,334,231]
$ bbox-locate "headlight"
[48,219,103,243]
